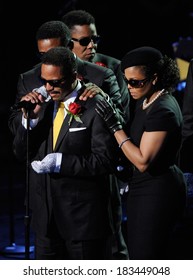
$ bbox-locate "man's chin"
[49,93,60,100]
[85,53,95,62]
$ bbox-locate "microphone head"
[10,86,50,111]
[33,86,48,99]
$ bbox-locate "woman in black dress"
[96,46,186,260]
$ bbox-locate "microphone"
[11,100,36,110]
[33,86,48,98]
[11,86,48,110]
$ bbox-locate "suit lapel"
[53,85,87,150]
[76,57,89,83]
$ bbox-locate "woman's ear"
[152,74,158,85]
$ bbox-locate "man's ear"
[68,40,74,50]
[72,71,78,81]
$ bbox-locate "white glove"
[31,153,62,174]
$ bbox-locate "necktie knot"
[58,102,65,109]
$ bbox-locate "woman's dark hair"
[121,46,180,92]
[143,56,180,92]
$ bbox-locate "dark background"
[1,0,193,259]
[3,0,193,160]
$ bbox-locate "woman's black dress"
[127,93,186,260]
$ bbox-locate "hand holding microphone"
[11,86,48,111]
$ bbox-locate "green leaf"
[74,115,83,123]
[68,115,73,125]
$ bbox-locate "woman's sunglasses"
[124,77,150,88]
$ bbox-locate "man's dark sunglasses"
[41,77,66,87]
[72,35,100,46]
[124,77,150,88]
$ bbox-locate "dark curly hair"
[142,56,180,93]
[36,20,71,48]
[62,9,95,30]
[41,46,77,78]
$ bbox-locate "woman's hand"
[95,97,123,134]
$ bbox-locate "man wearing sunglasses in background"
[62,9,131,260]
[61,9,130,121]
[8,20,130,259]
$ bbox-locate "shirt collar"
[63,80,82,105]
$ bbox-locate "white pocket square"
[69,127,87,132]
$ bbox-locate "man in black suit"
[61,10,130,259]
[9,20,129,259]
[9,46,120,259]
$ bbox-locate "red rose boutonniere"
[95,62,108,68]
[66,102,83,126]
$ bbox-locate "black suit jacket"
[8,56,128,239]
[178,59,193,172]
[11,91,119,240]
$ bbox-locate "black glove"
[95,97,123,134]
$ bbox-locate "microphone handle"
[11,101,36,110]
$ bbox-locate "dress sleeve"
[145,100,180,132]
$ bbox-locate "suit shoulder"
[81,93,104,108]
[21,63,41,77]
[93,53,121,74]
[84,59,112,71]
[84,60,114,75]
[94,53,120,65]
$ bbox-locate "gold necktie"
[53,102,65,149]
